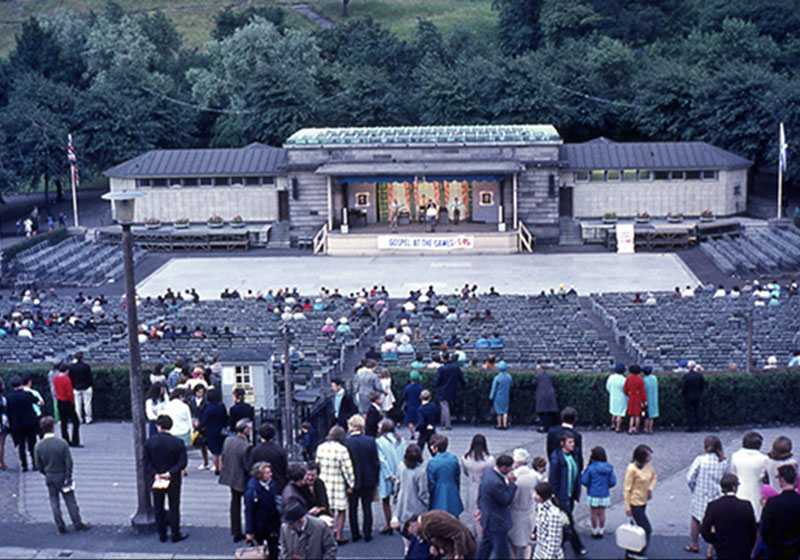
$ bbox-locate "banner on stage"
[377,235,474,250]
[616,224,635,254]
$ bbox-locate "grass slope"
[0,0,496,57]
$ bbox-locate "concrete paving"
[136,253,699,300]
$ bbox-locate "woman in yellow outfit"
[623,444,657,560]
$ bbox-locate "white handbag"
[615,520,647,552]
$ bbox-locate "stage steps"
[267,221,291,249]
[559,217,583,246]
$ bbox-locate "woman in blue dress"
[642,366,659,434]
[376,419,406,535]
[198,387,228,475]
[402,370,423,440]
[605,363,628,432]
[489,361,513,430]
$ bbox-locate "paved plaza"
[136,253,699,300]
[3,420,797,558]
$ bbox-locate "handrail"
[312,223,328,254]
[518,220,534,252]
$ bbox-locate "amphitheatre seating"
[700,226,800,276]
[389,294,611,372]
[591,290,800,371]
[5,234,147,288]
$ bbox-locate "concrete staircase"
[559,217,583,245]
[267,221,291,249]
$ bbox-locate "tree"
[212,6,285,40]
[539,0,602,47]
[491,0,543,56]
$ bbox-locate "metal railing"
[518,220,535,252]
[312,223,328,254]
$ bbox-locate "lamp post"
[101,190,154,532]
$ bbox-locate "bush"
[390,367,800,427]
[2,227,68,262]
[0,364,149,421]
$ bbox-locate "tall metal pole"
[746,310,754,374]
[122,223,154,531]
[282,324,294,450]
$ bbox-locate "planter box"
[602,218,617,224]
[208,222,224,229]
[700,217,714,223]
[231,222,246,228]
[145,223,160,230]
[667,217,683,223]
[174,222,190,229]
[635,218,650,224]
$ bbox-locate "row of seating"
[700,225,800,276]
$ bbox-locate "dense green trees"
[0,1,798,194]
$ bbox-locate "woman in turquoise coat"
[489,361,513,430]
[642,366,659,434]
[605,363,628,432]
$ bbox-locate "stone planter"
[174,222,190,229]
[208,221,224,229]
[700,216,714,223]
[231,221,246,228]
[635,217,650,224]
[602,218,617,224]
[145,223,161,230]
[667,217,683,224]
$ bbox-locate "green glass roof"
[285,125,561,146]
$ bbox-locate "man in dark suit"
[531,365,559,433]
[700,473,756,560]
[248,423,288,495]
[549,431,587,557]
[546,407,583,472]
[143,415,188,543]
[761,465,800,559]
[680,362,705,432]
[331,378,356,429]
[343,414,379,542]
[364,391,383,438]
[476,454,518,560]
[6,375,39,471]
[434,353,465,430]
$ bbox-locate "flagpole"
[68,134,79,227]
[778,150,783,220]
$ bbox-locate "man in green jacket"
[33,416,91,534]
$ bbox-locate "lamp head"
[102,190,146,224]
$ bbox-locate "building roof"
[561,139,752,170]
[285,125,562,147]
[103,143,286,178]
[315,160,524,177]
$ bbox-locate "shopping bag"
[234,544,268,559]
[615,520,647,552]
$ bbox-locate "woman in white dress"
[508,449,547,559]
[461,434,494,539]
[730,431,768,520]
[686,436,727,555]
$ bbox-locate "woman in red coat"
[623,365,647,435]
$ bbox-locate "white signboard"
[616,223,635,254]
[377,235,474,251]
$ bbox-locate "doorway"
[559,186,573,217]
[278,190,290,221]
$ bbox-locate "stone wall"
[516,167,560,242]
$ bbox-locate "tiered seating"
[591,290,800,370]
[391,294,610,372]
[700,226,800,276]
[5,235,147,288]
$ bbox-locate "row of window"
[574,169,718,183]
[136,176,276,188]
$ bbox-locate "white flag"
[779,122,787,173]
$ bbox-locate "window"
[670,171,685,180]
[233,365,255,403]
[214,177,229,186]
[734,185,742,196]
[169,178,182,187]
[183,178,198,186]
[638,170,652,180]
[574,171,589,182]
[245,176,260,186]
[479,191,494,206]
[152,178,167,187]
[702,170,717,180]
[137,179,151,188]
[685,170,701,180]
[230,177,244,186]
[622,170,637,181]
[606,170,621,182]
[590,171,605,182]
[654,171,669,181]
[262,176,275,185]
[355,192,370,207]
[199,177,213,186]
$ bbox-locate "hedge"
[3,364,800,427]
[2,226,68,262]
[0,364,148,421]
[389,368,800,428]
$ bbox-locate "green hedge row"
[0,364,147,421]
[4,364,800,427]
[2,227,68,262]
[389,368,800,428]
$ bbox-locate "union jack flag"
[67,134,79,187]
